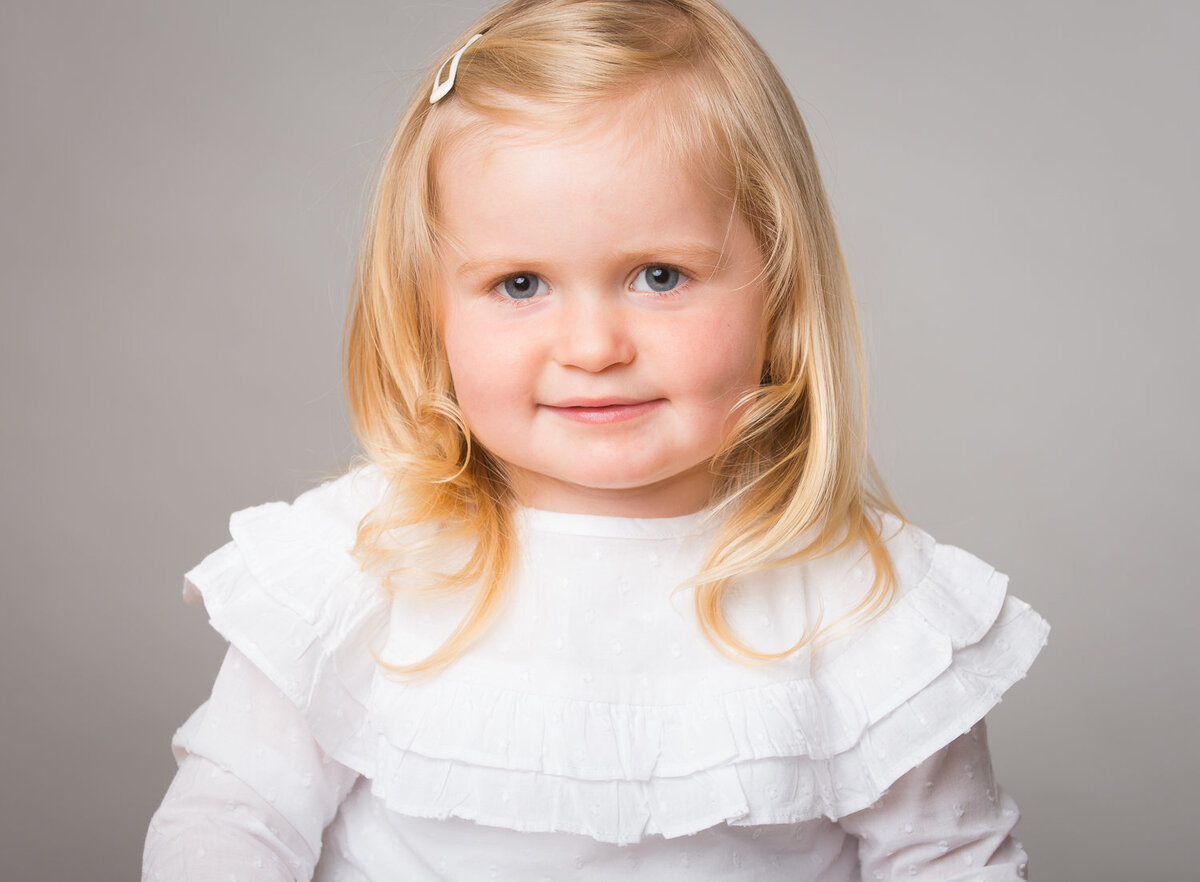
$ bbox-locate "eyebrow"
[453,243,728,279]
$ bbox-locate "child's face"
[435,104,767,517]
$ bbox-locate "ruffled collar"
[181,466,1049,844]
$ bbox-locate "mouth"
[542,398,664,424]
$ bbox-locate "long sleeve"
[838,721,1030,881]
[143,647,360,881]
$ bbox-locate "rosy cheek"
[442,324,489,407]
[679,313,764,399]
[447,348,493,408]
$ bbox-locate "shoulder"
[798,512,1035,640]
[794,513,1049,781]
[677,512,1049,827]
[184,463,390,596]
[230,463,391,553]
[181,464,395,706]
[803,513,1050,721]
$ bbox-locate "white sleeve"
[838,720,1031,881]
[143,647,360,881]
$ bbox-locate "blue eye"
[632,265,683,294]
[497,273,545,300]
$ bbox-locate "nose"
[552,295,636,372]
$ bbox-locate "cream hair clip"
[430,34,485,104]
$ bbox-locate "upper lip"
[545,397,656,408]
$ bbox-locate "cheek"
[441,308,534,423]
[441,309,494,409]
[668,306,766,401]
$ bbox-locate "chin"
[574,468,708,496]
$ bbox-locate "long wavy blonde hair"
[344,0,900,674]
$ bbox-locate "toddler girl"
[144,1,1049,879]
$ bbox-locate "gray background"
[2,1,1196,879]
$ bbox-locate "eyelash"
[488,265,691,302]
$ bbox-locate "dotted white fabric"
[144,467,1048,880]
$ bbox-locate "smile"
[542,398,664,425]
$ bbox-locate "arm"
[143,647,360,881]
[839,721,1031,881]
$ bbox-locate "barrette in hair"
[430,33,485,104]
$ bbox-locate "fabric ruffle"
[183,468,1049,845]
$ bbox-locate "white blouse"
[144,466,1048,881]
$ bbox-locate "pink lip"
[543,398,663,424]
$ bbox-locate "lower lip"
[544,400,663,424]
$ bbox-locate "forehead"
[429,96,758,283]
[432,86,732,208]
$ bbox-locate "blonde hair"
[344,0,900,673]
